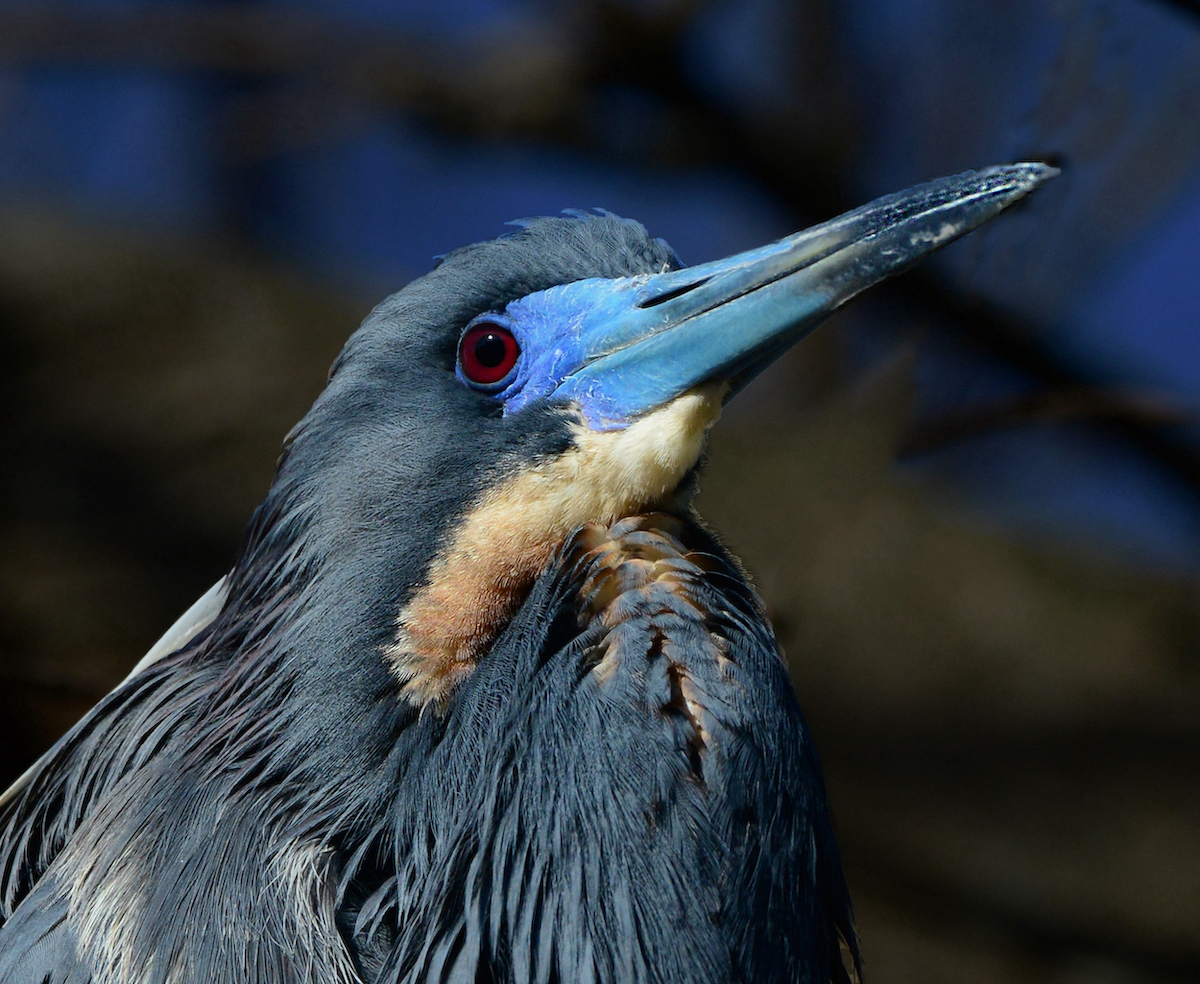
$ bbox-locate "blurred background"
[0,0,1198,981]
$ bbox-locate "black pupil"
[474,332,508,368]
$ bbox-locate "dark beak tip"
[996,161,1061,199]
[1013,160,1061,180]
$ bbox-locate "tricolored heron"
[0,164,1054,984]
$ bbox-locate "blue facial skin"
[453,277,627,427]
[460,273,829,431]
[453,163,1059,432]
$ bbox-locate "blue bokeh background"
[3,0,1196,572]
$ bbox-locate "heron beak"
[548,163,1056,429]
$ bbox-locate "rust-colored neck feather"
[385,389,723,709]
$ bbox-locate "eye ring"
[458,321,521,388]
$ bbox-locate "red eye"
[459,322,520,386]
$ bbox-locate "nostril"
[635,275,712,309]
